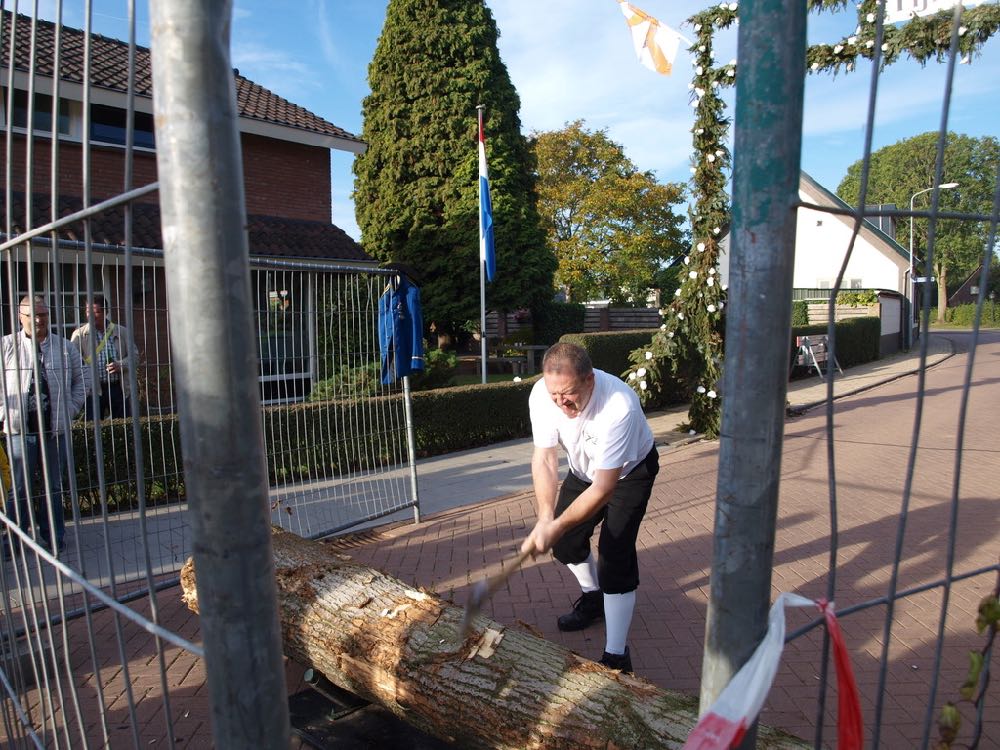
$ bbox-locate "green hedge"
[791,299,810,326]
[68,378,539,511]
[533,301,585,344]
[929,303,1000,327]
[558,330,659,376]
[72,415,185,515]
[790,316,880,373]
[558,329,686,406]
[409,378,536,456]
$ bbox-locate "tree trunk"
[936,263,949,322]
[181,528,807,749]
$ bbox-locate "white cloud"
[231,42,318,99]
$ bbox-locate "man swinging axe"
[520,342,658,674]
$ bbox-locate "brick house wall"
[0,132,331,222]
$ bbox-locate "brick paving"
[2,331,997,748]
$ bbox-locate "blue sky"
[53,1,1000,241]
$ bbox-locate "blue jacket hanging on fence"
[378,276,425,384]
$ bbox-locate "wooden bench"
[791,335,843,379]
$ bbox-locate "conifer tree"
[354,0,554,339]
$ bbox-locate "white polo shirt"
[529,368,654,483]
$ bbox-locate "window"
[254,270,313,404]
[850,279,863,289]
[818,280,831,290]
[5,88,73,136]
[91,104,155,149]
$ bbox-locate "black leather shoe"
[599,646,633,674]
[557,590,604,631]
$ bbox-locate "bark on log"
[180,528,807,749]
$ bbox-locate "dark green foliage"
[837,132,1000,319]
[931,303,1000,327]
[354,0,555,334]
[791,300,810,326]
[559,330,657,376]
[309,362,382,401]
[533,301,585,344]
[409,378,535,455]
[72,416,186,516]
[561,330,687,408]
[789,316,880,375]
[409,347,459,390]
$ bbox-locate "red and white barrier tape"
[684,593,862,750]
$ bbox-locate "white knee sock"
[566,553,599,592]
[603,591,636,655]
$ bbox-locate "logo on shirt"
[582,430,598,446]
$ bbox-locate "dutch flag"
[478,108,496,282]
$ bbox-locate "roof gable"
[1,11,364,152]
[799,171,909,263]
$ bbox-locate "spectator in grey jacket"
[2,296,86,555]
[71,294,138,419]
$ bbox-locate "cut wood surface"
[180,528,807,749]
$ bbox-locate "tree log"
[180,528,806,749]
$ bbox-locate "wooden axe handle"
[460,547,534,636]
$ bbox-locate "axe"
[459,548,533,637]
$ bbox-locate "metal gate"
[0,3,418,746]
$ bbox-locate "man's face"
[90,303,106,329]
[544,370,595,419]
[19,303,50,341]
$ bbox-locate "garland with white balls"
[624,0,1000,439]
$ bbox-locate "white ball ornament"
[689,270,698,279]
[628,371,636,381]
[708,267,716,275]
[707,390,717,399]
[834,44,844,54]
[639,381,648,391]
[708,277,715,287]
[707,304,717,312]
[637,367,647,377]
[697,385,706,394]
[645,351,653,360]
[697,242,706,252]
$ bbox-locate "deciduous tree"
[354,0,554,338]
[837,132,999,321]
[532,121,686,305]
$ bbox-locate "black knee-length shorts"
[551,446,659,595]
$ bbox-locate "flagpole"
[477,104,487,384]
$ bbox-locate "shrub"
[409,347,458,390]
[791,299,810,326]
[559,330,658,376]
[934,302,1000,327]
[557,329,686,407]
[789,315,880,375]
[533,301,585,344]
[836,290,879,306]
[309,362,381,401]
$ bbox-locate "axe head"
[459,579,489,638]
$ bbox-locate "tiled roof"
[1,11,364,147]
[1,193,373,263]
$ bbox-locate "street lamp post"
[908,182,958,348]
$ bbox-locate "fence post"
[148,2,290,747]
[698,0,807,745]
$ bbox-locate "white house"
[718,171,910,293]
